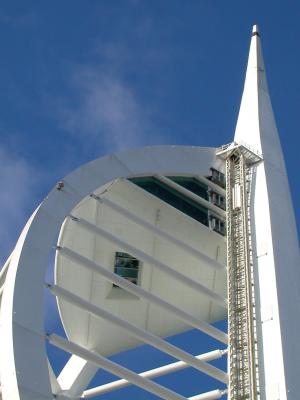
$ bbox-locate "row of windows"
[209,216,226,236]
[129,174,225,235]
[208,168,226,188]
[209,191,226,210]
[113,172,226,288]
[168,176,209,200]
[130,176,209,226]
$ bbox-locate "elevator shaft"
[225,150,259,400]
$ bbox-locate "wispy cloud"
[48,13,176,155]
[57,66,161,153]
[0,145,39,264]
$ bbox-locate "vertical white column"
[234,25,300,400]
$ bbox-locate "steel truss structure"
[217,143,262,399]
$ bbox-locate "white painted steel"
[56,175,226,361]
[48,333,189,400]
[189,389,227,400]
[82,349,226,397]
[56,174,226,376]
[0,206,54,400]
[0,253,12,301]
[0,253,11,284]
[47,359,61,395]
[57,246,227,340]
[92,194,224,270]
[0,146,223,400]
[57,355,98,399]
[72,216,226,306]
[0,285,4,298]
[234,25,300,400]
[225,151,259,399]
[49,283,228,383]
[154,174,226,218]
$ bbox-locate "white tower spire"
[234,25,300,400]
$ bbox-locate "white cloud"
[58,67,161,153]
[0,145,38,264]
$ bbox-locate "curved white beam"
[0,253,13,301]
[0,146,218,400]
[0,253,12,283]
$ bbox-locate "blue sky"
[1,1,299,399]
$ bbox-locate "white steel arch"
[0,146,227,400]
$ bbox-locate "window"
[209,168,226,188]
[113,252,140,286]
[129,176,209,226]
[209,191,226,210]
[210,216,226,236]
[167,176,208,200]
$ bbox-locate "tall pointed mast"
[234,25,285,169]
[233,25,300,400]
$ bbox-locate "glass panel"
[114,252,139,286]
[167,176,208,200]
[210,216,226,236]
[130,176,209,226]
[209,191,226,210]
[209,168,226,188]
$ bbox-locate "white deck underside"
[55,178,227,356]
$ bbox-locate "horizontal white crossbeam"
[49,284,228,383]
[69,216,227,307]
[57,246,227,343]
[154,174,226,218]
[91,194,224,271]
[189,389,227,400]
[47,334,188,400]
[82,349,227,397]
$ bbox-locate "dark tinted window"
[130,176,209,226]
